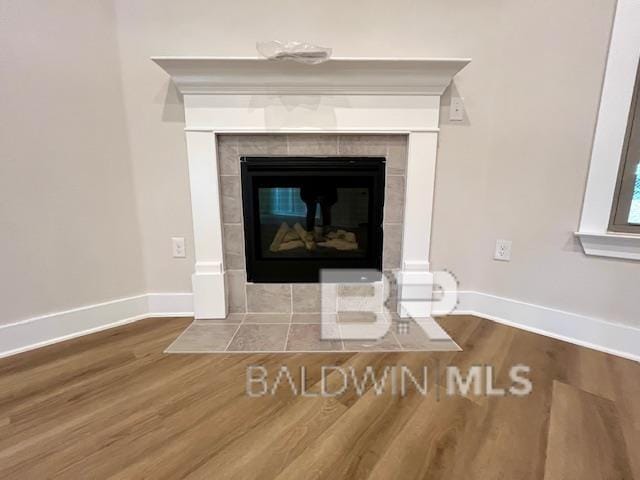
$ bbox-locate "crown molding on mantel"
[151,56,471,96]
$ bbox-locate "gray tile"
[383,224,403,269]
[383,270,399,314]
[384,175,405,224]
[217,135,240,175]
[194,314,244,325]
[223,224,245,269]
[287,134,338,155]
[220,175,242,223]
[342,331,401,351]
[286,324,343,351]
[246,284,292,313]
[338,135,387,156]
[237,134,288,155]
[292,284,321,313]
[227,324,289,351]
[337,284,375,298]
[386,135,408,175]
[166,323,239,352]
[243,313,291,324]
[291,313,334,324]
[227,270,247,313]
[337,311,378,323]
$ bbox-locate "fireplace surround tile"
[246,284,292,313]
[227,270,247,313]
[220,175,242,223]
[287,134,338,155]
[291,284,321,313]
[386,135,408,175]
[337,134,388,156]
[223,223,244,269]
[382,224,403,269]
[217,135,240,175]
[234,134,288,155]
[384,175,406,224]
[218,133,407,314]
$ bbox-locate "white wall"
[113,0,639,327]
[0,0,146,325]
[3,0,635,330]
[453,1,639,327]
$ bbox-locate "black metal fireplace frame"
[240,156,386,283]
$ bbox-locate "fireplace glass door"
[241,157,385,282]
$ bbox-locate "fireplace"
[153,56,471,318]
[241,156,385,283]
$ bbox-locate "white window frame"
[576,0,640,260]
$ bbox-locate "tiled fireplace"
[153,56,470,319]
[218,134,406,313]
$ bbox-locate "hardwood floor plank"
[0,315,636,479]
[183,397,347,479]
[608,355,640,479]
[273,386,426,480]
[544,380,633,480]
[367,386,477,480]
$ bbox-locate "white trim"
[574,231,640,260]
[0,293,195,359]
[433,291,640,363]
[182,95,442,133]
[577,0,640,260]
[151,57,470,96]
[184,127,440,133]
[1,291,638,362]
[185,131,228,318]
[0,295,148,359]
[147,293,194,316]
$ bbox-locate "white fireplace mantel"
[152,56,470,96]
[153,56,470,319]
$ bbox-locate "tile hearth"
[165,314,460,354]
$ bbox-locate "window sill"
[575,231,640,260]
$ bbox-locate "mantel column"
[397,131,439,318]
[184,131,227,318]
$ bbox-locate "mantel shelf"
[152,56,471,96]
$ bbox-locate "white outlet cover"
[449,97,465,121]
[172,237,186,258]
[494,239,512,261]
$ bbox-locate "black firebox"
[240,156,385,283]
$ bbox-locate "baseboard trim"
[0,295,149,359]
[2,291,638,362]
[434,291,640,363]
[147,292,194,317]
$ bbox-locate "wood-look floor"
[0,315,637,479]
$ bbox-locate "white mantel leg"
[185,131,228,318]
[397,131,438,318]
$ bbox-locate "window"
[575,0,640,259]
[610,63,640,232]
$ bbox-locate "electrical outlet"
[449,97,465,121]
[494,239,512,261]
[172,237,186,258]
